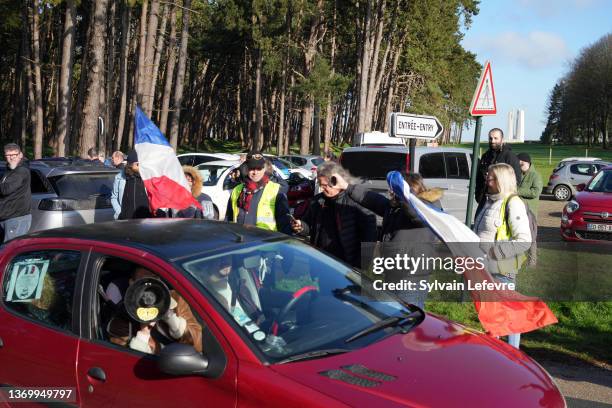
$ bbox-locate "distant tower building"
[507,111,515,142]
[516,109,525,142]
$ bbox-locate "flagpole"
[465,116,482,226]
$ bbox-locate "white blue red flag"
[134,106,201,213]
[387,170,557,337]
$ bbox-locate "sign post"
[465,61,497,226]
[389,112,444,172]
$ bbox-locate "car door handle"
[0,336,3,348]
[87,367,106,382]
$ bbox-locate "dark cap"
[126,149,139,164]
[246,151,265,169]
[517,152,531,164]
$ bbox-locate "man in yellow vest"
[225,151,291,234]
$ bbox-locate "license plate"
[586,223,612,232]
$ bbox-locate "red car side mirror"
[576,183,585,192]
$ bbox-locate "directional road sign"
[389,113,444,140]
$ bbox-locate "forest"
[540,33,611,149]
[0,0,482,158]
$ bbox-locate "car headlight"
[565,200,580,214]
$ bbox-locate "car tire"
[553,184,571,201]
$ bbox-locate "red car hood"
[575,191,612,211]
[271,315,564,408]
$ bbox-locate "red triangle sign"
[470,61,497,116]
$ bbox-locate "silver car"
[340,146,474,222]
[545,159,611,201]
[279,154,324,173]
[1,160,118,232]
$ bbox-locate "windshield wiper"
[345,310,423,344]
[276,348,349,364]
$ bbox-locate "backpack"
[503,194,538,267]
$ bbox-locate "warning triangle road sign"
[470,61,497,116]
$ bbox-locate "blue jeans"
[0,214,32,242]
[493,274,521,349]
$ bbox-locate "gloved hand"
[162,298,186,339]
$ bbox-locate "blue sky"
[461,0,612,141]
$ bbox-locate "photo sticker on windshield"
[5,259,50,302]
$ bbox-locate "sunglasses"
[4,153,20,159]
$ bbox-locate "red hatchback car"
[561,165,612,242]
[0,220,564,407]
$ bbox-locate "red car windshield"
[180,240,421,363]
[586,169,612,193]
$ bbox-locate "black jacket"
[119,172,152,219]
[347,184,443,243]
[300,191,377,267]
[475,143,522,203]
[0,159,31,221]
[225,182,292,235]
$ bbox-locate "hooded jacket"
[475,143,522,203]
[346,184,443,243]
[0,159,31,221]
[179,166,216,219]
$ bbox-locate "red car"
[561,165,612,242]
[0,220,564,407]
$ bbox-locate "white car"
[177,152,240,167]
[197,160,288,220]
[275,157,315,180]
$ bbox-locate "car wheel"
[553,185,571,201]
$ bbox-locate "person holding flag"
[386,169,556,350]
[128,107,202,218]
[119,149,152,220]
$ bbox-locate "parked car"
[177,152,240,167]
[546,159,611,201]
[340,146,473,222]
[0,219,565,407]
[0,160,118,233]
[561,165,612,241]
[279,154,324,174]
[275,157,315,180]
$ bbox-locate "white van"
[353,131,406,147]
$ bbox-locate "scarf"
[238,175,269,212]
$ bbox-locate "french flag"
[134,106,201,213]
[387,171,557,337]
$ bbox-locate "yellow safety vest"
[230,181,280,231]
[495,195,528,276]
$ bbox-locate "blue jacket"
[111,168,126,220]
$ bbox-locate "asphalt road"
[535,195,612,407]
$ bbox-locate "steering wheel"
[271,286,318,335]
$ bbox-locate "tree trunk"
[31,1,44,159]
[79,0,109,157]
[115,2,131,151]
[168,0,191,149]
[142,0,160,115]
[148,3,169,115]
[55,0,75,157]
[253,49,263,151]
[312,104,321,155]
[299,103,313,154]
[323,0,337,154]
[105,0,117,155]
[135,0,148,107]
[159,3,177,136]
